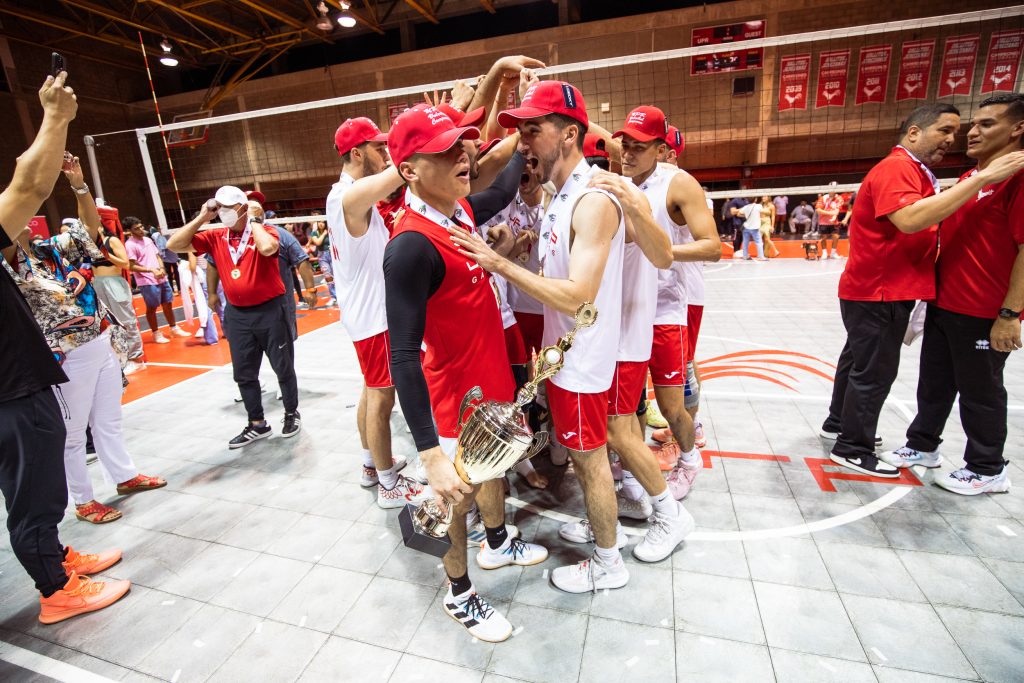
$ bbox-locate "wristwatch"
[72,183,90,195]
[998,307,1021,320]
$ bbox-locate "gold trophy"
[399,303,598,557]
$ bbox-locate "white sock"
[650,489,678,517]
[361,449,374,468]
[680,448,700,465]
[378,465,400,490]
[594,544,621,566]
[620,471,645,501]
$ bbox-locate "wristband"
[72,183,90,195]
[998,307,1021,320]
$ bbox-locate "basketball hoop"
[166,110,212,149]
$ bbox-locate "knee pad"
[684,361,701,410]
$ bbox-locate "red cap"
[612,106,669,143]
[387,104,480,166]
[436,103,486,129]
[497,80,588,130]
[665,125,685,155]
[583,133,608,159]
[478,137,503,158]
[334,117,388,156]
[245,190,266,205]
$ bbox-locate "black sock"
[485,524,508,550]
[448,572,472,597]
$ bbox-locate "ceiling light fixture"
[315,2,333,31]
[337,13,356,28]
[160,38,173,52]
[158,37,178,66]
[159,55,179,67]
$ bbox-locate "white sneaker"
[412,460,429,484]
[442,586,513,642]
[550,554,629,594]
[359,455,408,487]
[934,466,1011,496]
[549,441,569,466]
[477,536,548,569]
[153,332,170,344]
[880,446,942,469]
[377,474,430,509]
[326,298,337,307]
[466,521,520,548]
[170,326,190,338]
[632,503,696,563]
[123,360,146,376]
[194,328,205,338]
[558,519,628,549]
[616,490,653,520]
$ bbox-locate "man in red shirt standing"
[881,94,1024,495]
[168,186,301,448]
[823,104,1024,477]
[815,183,843,259]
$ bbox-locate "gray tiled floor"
[1,259,1023,682]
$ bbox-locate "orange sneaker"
[62,546,122,577]
[39,572,130,624]
[651,428,675,444]
[652,441,682,471]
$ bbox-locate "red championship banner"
[387,102,408,124]
[815,50,850,108]
[896,40,935,101]
[938,35,980,97]
[778,53,811,111]
[981,30,1024,93]
[855,45,892,105]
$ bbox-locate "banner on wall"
[855,45,892,105]
[896,40,936,101]
[815,50,850,108]
[778,53,811,111]
[691,19,766,75]
[981,30,1024,93]
[937,35,980,97]
[388,102,408,124]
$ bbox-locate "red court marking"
[700,349,838,370]
[698,364,799,382]
[700,450,792,469]
[122,306,339,403]
[804,457,923,492]
[698,370,796,391]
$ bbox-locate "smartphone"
[51,52,66,77]
[205,198,219,212]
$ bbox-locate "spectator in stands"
[816,184,844,259]
[760,195,780,257]
[791,200,815,236]
[733,198,766,261]
[724,196,749,255]
[773,195,789,234]
[150,226,181,294]
[308,219,336,306]
[124,217,189,344]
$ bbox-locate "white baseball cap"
[214,185,247,206]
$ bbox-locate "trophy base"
[399,503,453,558]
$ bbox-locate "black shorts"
[819,225,839,236]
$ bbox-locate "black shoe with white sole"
[819,426,883,448]
[229,423,272,449]
[281,411,301,438]
[829,451,899,478]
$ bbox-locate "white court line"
[701,262,733,275]
[705,309,838,315]
[0,641,118,683]
[706,268,843,282]
[144,361,222,370]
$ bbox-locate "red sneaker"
[62,546,122,577]
[651,428,675,444]
[39,572,131,624]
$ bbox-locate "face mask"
[219,208,240,226]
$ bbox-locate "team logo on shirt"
[975,339,991,350]
[977,189,994,201]
[572,173,582,181]
[560,194,569,202]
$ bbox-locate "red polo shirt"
[193,225,284,307]
[838,147,939,302]
[937,167,1024,319]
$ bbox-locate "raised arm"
[167,203,217,253]
[467,55,545,120]
[61,155,101,242]
[668,172,721,262]
[342,166,404,237]
[0,74,78,241]
[588,171,671,268]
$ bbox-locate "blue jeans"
[319,249,336,300]
[741,228,764,259]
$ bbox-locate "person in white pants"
[180,252,211,337]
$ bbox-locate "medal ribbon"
[226,220,254,267]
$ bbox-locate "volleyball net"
[86,6,1024,231]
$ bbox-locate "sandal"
[75,501,122,524]
[116,474,167,496]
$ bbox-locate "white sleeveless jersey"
[325,172,389,341]
[640,168,687,326]
[539,159,624,393]
[487,193,545,315]
[619,238,658,361]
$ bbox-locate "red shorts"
[353,331,394,389]
[649,324,688,386]
[607,361,649,416]
[686,305,703,361]
[504,323,528,366]
[547,381,608,452]
[514,311,544,356]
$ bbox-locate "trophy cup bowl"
[399,303,597,558]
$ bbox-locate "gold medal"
[231,268,241,279]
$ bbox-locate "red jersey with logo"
[392,200,515,439]
[815,194,843,225]
[192,225,284,307]
[838,147,939,302]
[377,195,405,235]
[937,168,1024,319]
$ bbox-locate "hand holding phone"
[51,52,66,78]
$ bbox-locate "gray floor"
[1,257,1022,683]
